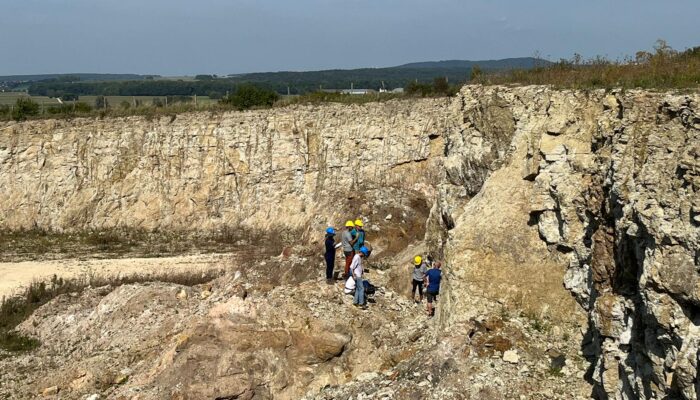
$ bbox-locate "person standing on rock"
[351,246,370,308]
[353,218,366,254]
[324,227,338,284]
[342,220,357,278]
[411,255,428,303]
[425,261,442,318]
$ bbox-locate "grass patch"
[0,228,281,262]
[0,269,223,354]
[547,366,565,378]
[473,41,700,90]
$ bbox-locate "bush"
[220,84,279,110]
[74,102,93,113]
[11,98,40,121]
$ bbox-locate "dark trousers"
[325,254,335,280]
[412,279,424,298]
[344,251,354,277]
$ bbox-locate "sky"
[1,0,699,76]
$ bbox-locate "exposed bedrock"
[1,85,698,399]
[441,86,699,399]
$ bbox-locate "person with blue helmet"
[324,227,338,284]
[350,245,370,308]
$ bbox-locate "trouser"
[325,254,335,280]
[354,277,365,305]
[344,251,354,277]
[411,279,424,298]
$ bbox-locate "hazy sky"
[2,0,698,76]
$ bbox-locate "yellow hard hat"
[354,219,364,227]
[414,256,422,266]
[345,220,355,227]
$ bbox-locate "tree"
[11,98,40,121]
[220,84,278,110]
[433,77,450,95]
[470,65,483,80]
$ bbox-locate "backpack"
[363,280,376,295]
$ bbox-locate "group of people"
[323,219,443,317]
[410,255,442,317]
[324,219,370,308]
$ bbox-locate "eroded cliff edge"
[438,86,699,399]
[1,86,698,399]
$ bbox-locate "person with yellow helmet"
[341,220,357,278]
[411,255,428,303]
[352,218,366,254]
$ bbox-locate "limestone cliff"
[0,100,452,233]
[436,86,699,400]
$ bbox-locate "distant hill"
[229,57,549,93]
[22,57,551,96]
[395,57,552,70]
[0,73,155,83]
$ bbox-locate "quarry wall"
[1,85,699,399]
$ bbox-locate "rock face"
[435,86,699,400]
[0,100,452,233]
[1,86,698,399]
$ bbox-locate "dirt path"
[0,253,231,298]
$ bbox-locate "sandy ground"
[0,253,231,299]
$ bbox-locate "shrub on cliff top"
[219,84,279,110]
[11,98,40,121]
[472,40,700,89]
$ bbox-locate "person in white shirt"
[350,246,370,308]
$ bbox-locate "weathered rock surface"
[0,100,452,233]
[435,86,699,399]
[1,85,698,399]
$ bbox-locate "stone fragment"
[537,210,561,244]
[176,289,188,300]
[356,372,379,382]
[503,350,520,364]
[41,386,59,396]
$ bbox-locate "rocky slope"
[436,86,699,399]
[0,85,698,399]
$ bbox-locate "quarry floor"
[0,253,230,299]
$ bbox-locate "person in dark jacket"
[324,227,338,284]
[425,261,442,317]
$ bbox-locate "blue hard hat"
[360,246,369,256]
[326,227,335,235]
